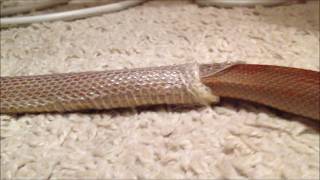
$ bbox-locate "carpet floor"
[1,0,319,179]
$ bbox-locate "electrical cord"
[195,0,290,7]
[1,0,70,16]
[0,0,147,28]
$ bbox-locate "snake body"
[0,64,217,114]
[1,63,319,120]
[201,63,320,120]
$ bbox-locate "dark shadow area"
[255,1,319,33]
[219,97,320,132]
[196,0,319,33]
[247,1,318,33]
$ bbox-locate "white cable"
[1,0,70,16]
[196,0,289,7]
[0,0,147,27]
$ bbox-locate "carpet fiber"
[1,0,319,179]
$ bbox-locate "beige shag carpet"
[1,0,319,179]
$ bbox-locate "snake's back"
[201,64,320,120]
[1,63,319,121]
[0,64,216,113]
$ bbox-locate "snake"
[0,62,319,121]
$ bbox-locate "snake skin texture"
[0,64,217,114]
[201,64,320,120]
[0,63,319,120]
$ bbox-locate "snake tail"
[1,63,319,121]
[0,64,218,114]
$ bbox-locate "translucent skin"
[0,64,216,114]
[1,63,319,121]
[201,64,320,120]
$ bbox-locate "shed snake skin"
[1,63,319,120]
